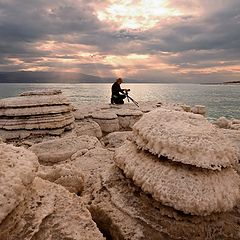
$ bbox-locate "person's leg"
[113,95,126,104]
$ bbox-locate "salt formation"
[0,177,104,240]
[116,109,143,130]
[0,90,75,141]
[92,111,119,133]
[37,164,84,194]
[73,119,102,139]
[115,141,239,215]
[215,117,240,130]
[133,108,237,170]
[0,143,39,223]
[30,135,101,164]
[115,108,239,216]
[191,105,206,115]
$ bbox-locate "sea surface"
[0,83,239,120]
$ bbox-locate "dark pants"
[111,95,126,104]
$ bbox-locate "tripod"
[124,91,139,107]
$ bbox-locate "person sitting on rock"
[111,78,129,104]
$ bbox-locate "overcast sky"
[0,0,239,83]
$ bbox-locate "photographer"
[111,78,130,104]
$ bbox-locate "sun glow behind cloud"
[97,0,182,30]
[0,0,240,82]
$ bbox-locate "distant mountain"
[223,80,240,85]
[0,71,115,83]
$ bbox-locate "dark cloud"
[0,0,239,82]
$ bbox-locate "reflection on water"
[0,83,239,119]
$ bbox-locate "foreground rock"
[0,143,39,224]
[0,90,75,141]
[0,178,104,240]
[116,141,239,215]
[90,165,240,240]
[0,142,104,240]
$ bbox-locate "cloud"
[0,0,239,82]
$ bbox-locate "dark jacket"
[111,82,124,97]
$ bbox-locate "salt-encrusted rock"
[30,135,101,164]
[0,91,75,141]
[89,165,240,240]
[191,105,206,115]
[73,119,102,138]
[133,109,237,170]
[0,104,73,117]
[0,177,104,240]
[92,111,119,133]
[116,109,143,130]
[0,112,74,130]
[19,89,62,96]
[37,164,84,194]
[215,116,230,129]
[101,131,133,148]
[115,141,240,215]
[0,95,70,108]
[0,143,39,224]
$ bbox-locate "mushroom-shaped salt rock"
[115,141,240,215]
[133,108,237,170]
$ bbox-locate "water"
[0,83,239,120]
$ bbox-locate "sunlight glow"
[97,0,182,30]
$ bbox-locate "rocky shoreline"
[0,90,239,240]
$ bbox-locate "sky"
[0,0,240,83]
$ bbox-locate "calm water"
[0,83,239,120]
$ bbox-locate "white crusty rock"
[0,104,73,117]
[92,111,119,133]
[0,91,75,141]
[37,164,84,194]
[0,112,74,130]
[73,119,102,138]
[0,143,39,224]
[116,109,143,130]
[0,95,70,108]
[0,177,104,240]
[133,108,238,170]
[30,135,101,164]
[115,141,240,216]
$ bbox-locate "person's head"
[116,78,123,84]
